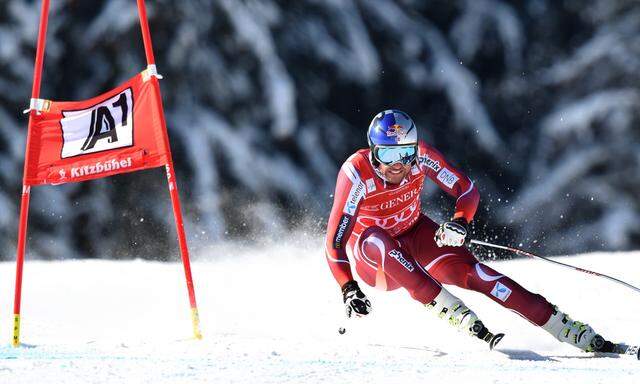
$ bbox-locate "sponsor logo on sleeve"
[491,282,512,302]
[365,178,376,193]
[388,249,414,272]
[333,214,352,249]
[418,154,442,172]
[343,181,365,215]
[437,168,459,188]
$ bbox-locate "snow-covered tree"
[0,0,639,259]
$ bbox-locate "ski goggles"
[373,145,418,165]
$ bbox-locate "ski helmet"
[367,109,418,166]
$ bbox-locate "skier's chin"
[381,165,409,184]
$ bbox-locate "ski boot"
[426,288,504,349]
[542,306,599,351]
[543,306,640,359]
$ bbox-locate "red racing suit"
[325,140,554,326]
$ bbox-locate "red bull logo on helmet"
[386,124,407,143]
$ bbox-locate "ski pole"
[470,239,640,294]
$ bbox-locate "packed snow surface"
[1,242,639,383]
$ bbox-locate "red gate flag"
[24,70,168,185]
[13,0,202,347]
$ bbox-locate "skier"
[325,109,614,352]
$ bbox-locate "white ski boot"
[542,306,600,352]
[426,288,504,349]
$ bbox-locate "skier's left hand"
[435,218,468,247]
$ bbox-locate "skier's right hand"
[342,280,372,318]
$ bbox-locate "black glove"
[435,217,468,247]
[341,280,372,318]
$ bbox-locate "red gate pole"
[136,0,202,340]
[13,0,51,347]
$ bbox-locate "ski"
[598,342,640,359]
[473,322,505,350]
[592,336,640,359]
[485,332,505,350]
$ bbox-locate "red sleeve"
[324,160,366,287]
[418,141,480,223]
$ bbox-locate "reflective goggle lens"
[374,145,417,165]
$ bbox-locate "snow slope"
[1,240,639,383]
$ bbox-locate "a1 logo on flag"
[25,72,169,185]
[60,88,134,158]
